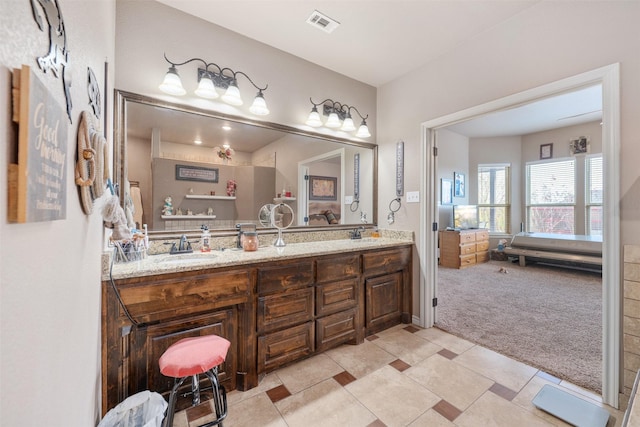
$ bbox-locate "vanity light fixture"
[159,54,270,116]
[305,98,371,138]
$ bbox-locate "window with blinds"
[478,164,510,233]
[586,155,603,236]
[526,159,576,234]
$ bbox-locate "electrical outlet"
[406,191,420,203]
[344,195,353,204]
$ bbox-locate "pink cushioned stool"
[159,335,230,427]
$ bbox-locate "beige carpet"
[436,259,602,394]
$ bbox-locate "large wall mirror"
[114,90,377,237]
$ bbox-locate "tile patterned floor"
[171,325,624,427]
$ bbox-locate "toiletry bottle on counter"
[201,225,211,252]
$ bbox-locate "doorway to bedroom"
[421,64,620,407]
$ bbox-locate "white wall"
[0,1,115,425]
[378,1,640,315]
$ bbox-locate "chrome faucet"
[350,226,365,240]
[169,234,193,254]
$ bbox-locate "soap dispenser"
[200,225,211,252]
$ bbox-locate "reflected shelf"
[161,215,217,219]
[185,195,236,200]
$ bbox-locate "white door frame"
[419,63,620,407]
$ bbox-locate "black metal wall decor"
[87,67,101,120]
[30,0,73,123]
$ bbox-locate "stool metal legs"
[163,367,227,427]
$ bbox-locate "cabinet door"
[258,322,314,372]
[316,308,357,352]
[316,279,358,317]
[138,309,236,407]
[257,287,314,334]
[365,272,402,335]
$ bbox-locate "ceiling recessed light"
[222,125,231,131]
[194,139,202,145]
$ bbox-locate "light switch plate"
[344,195,353,204]
[406,191,419,203]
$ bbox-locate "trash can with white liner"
[98,390,167,427]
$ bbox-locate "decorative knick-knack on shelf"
[226,180,236,197]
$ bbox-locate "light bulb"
[356,120,371,138]
[194,74,219,99]
[249,91,269,115]
[325,111,341,128]
[306,106,323,127]
[222,81,243,106]
[159,66,186,96]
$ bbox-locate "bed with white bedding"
[504,232,602,269]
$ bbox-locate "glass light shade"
[356,121,371,138]
[194,75,219,99]
[325,111,341,128]
[249,92,269,115]
[341,116,356,132]
[159,66,186,96]
[306,107,323,127]
[221,82,243,106]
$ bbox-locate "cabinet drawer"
[316,279,358,317]
[459,232,476,244]
[257,261,314,295]
[316,254,360,283]
[476,240,490,252]
[118,270,250,324]
[257,288,314,334]
[460,243,476,255]
[475,230,489,242]
[316,309,357,352]
[459,254,476,267]
[476,251,490,263]
[258,322,314,372]
[363,247,411,276]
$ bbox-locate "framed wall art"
[569,136,589,155]
[175,165,219,183]
[540,143,553,159]
[309,175,337,200]
[454,172,465,198]
[441,178,453,205]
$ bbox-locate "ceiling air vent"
[306,10,340,34]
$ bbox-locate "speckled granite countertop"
[103,237,413,281]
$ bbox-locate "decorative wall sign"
[30,0,73,123]
[175,165,219,183]
[87,67,101,119]
[454,172,465,198]
[396,140,404,197]
[309,176,337,201]
[9,65,68,223]
[569,136,589,155]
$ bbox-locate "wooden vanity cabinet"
[102,267,254,413]
[102,244,412,415]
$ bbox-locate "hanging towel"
[130,185,143,228]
